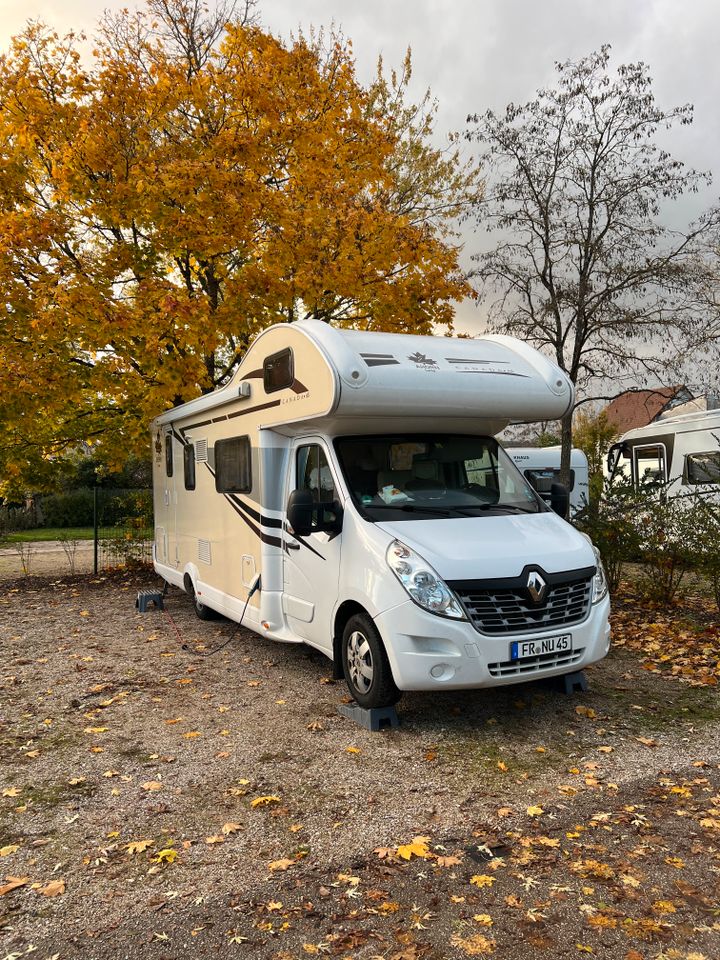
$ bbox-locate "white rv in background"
[607,409,720,500]
[506,446,590,516]
[152,320,610,708]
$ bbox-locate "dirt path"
[1,573,719,959]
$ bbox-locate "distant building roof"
[604,386,694,433]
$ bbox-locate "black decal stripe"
[224,495,282,549]
[212,415,228,423]
[227,399,282,419]
[364,358,400,367]
[361,353,395,358]
[455,370,530,377]
[445,358,510,365]
[282,521,326,561]
[241,369,263,380]
[291,379,308,394]
[227,493,283,530]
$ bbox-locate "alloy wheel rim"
[347,631,373,694]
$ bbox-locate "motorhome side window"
[633,444,666,488]
[684,451,720,485]
[215,436,252,493]
[297,445,335,503]
[184,443,196,491]
[264,348,294,393]
[165,435,173,477]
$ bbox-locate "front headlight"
[591,546,608,603]
[386,540,466,619]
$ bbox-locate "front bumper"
[374,594,611,691]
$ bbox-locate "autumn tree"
[465,45,718,486]
[0,0,479,493]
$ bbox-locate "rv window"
[524,468,576,492]
[215,436,252,493]
[633,444,667,489]
[264,348,294,393]
[165,435,173,477]
[685,451,720,485]
[184,443,196,491]
[297,445,335,503]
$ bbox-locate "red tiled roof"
[604,387,689,433]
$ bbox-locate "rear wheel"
[341,613,400,709]
[184,576,217,621]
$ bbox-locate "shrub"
[574,479,644,594]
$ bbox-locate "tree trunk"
[559,410,573,511]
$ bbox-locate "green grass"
[3,527,94,543]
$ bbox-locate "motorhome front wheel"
[341,613,400,710]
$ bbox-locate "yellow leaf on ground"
[473,914,493,926]
[268,858,295,871]
[0,876,29,896]
[2,788,21,797]
[470,874,495,888]
[222,823,242,835]
[346,746,361,754]
[397,837,432,860]
[436,855,462,867]
[0,845,20,857]
[84,727,108,734]
[251,795,281,808]
[141,781,162,792]
[598,746,614,753]
[183,731,201,738]
[450,932,496,955]
[126,840,154,854]
[205,835,225,845]
[526,805,544,817]
[68,777,86,786]
[153,848,178,864]
[39,879,65,897]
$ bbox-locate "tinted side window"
[264,348,294,393]
[165,435,173,477]
[297,445,335,503]
[184,444,196,490]
[215,437,252,493]
[685,451,720,485]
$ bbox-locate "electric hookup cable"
[161,575,261,659]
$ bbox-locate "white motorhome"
[506,446,590,516]
[152,320,610,708]
[607,409,720,499]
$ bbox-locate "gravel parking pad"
[1,573,719,959]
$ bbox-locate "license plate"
[510,634,572,661]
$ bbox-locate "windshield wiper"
[365,503,456,517]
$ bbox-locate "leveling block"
[549,669,588,695]
[135,588,165,613]
[337,701,400,732]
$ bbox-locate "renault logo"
[526,571,547,604]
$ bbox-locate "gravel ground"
[0,543,96,579]
[1,572,719,959]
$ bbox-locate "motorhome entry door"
[282,440,342,654]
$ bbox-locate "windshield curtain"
[334,435,544,520]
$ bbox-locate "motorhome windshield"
[334,435,544,520]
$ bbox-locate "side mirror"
[550,482,569,518]
[287,489,315,537]
[287,489,343,537]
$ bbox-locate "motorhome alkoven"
[152,320,611,708]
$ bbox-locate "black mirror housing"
[287,489,343,537]
[550,482,569,518]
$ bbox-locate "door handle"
[286,541,300,551]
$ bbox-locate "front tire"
[185,577,217,621]
[341,613,400,709]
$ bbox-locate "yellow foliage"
[0,8,479,492]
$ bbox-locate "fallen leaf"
[183,731,202,739]
[473,914,493,926]
[152,848,178,864]
[346,746,361,754]
[470,874,495,888]
[397,836,432,860]
[205,835,225,845]
[0,845,20,857]
[141,781,162,792]
[222,823,242,835]
[39,879,65,897]
[269,858,295,871]
[126,840,154,854]
[0,876,29,896]
[2,788,21,798]
[526,805,544,817]
[251,795,281,808]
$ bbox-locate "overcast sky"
[1,0,718,338]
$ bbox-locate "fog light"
[430,663,453,680]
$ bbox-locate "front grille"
[488,647,585,678]
[451,568,594,636]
